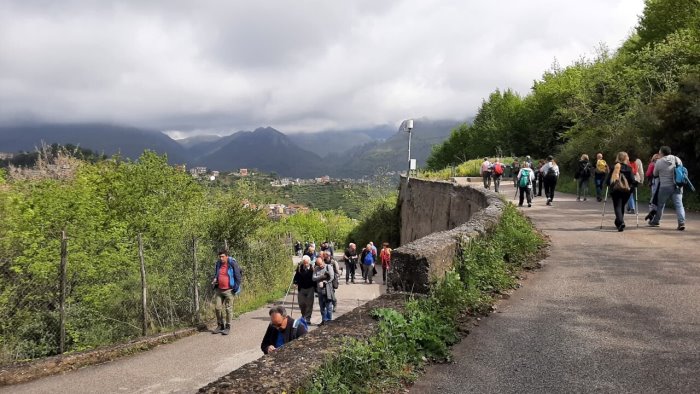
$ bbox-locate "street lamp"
[401,119,414,183]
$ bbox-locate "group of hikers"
[209,240,392,353]
[481,145,690,232]
[481,155,560,206]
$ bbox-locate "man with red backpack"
[492,159,505,192]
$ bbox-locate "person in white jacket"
[516,163,536,207]
[540,156,560,205]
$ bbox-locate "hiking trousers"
[214,288,234,325]
[345,262,356,283]
[519,186,532,206]
[611,190,632,228]
[297,287,315,322]
[577,178,590,200]
[493,175,502,192]
[482,173,492,189]
[544,176,558,201]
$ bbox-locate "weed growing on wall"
[305,204,545,393]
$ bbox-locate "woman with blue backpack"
[360,244,376,284]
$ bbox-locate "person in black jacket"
[260,306,307,354]
[574,154,592,201]
[606,152,638,232]
[293,255,315,323]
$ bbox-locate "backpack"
[518,169,530,188]
[493,163,504,175]
[580,162,591,178]
[596,159,608,174]
[292,317,308,339]
[674,158,690,188]
[363,251,373,265]
[545,165,557,178]
[330,259,340,289]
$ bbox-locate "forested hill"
[426,0,700,186]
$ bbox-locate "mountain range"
[0,119,462,177]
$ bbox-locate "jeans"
[627,192,636,212]
[214,288,234,325]
[648,180,659,212]
[297,287,315,322]
[650,186,685,225]
[482,173,492,189]
[318,292,333,322]
[518,186,532,206]
[595,174,606,200]
[611,190,632,228]
[577,178,589,200]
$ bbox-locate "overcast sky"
[0,0,645,137]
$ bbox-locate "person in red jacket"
[379,242,392,285]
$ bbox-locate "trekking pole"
[282,274,295,305]
[635,188,639,228]
[600,186,609,230]
[290,286,296,317]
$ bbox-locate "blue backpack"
[674,158,696,192]
[292,317,308,338]
[363,251,374,265]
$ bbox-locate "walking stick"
[600,186,609,229]
[635,188,639,228]
[290,285,296,317]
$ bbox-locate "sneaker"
[576,197,580,201]
[212,323,224,334]
[583,197,587,201]
[678,224,686,231]
[518,204,523,207]
[528,203,531,207]
[648,223,660,227]
[222,324,230,335]
[546,199,552,206]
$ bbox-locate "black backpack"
[330,260,340,289]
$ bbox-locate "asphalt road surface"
[411,184,700,393]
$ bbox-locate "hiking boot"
[222,324,230,335]
[648,222,660,227]
[212,323,224,334]
[528,203,532,207]
[678,224,686,231]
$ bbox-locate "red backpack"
[494,163,504,175]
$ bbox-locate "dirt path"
[411,183,700,393]
[3,259,386,394]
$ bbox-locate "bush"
[306,204,544,392]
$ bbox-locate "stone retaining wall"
[389,177,505,293]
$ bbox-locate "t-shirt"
[217,262,230,290]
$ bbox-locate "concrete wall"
[389,177,505,293]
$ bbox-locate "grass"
[304,204,545,393]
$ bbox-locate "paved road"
[4,258,386,394]
[412,183,700,394]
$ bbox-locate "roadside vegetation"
[306,204,545,393]
[425,0,699,207]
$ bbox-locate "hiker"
[260,306,308,354]
[294,241,302,257]
[645,153,660,222]
[379,242,392,284]
[321,251,340,312]
[492,159,505,192]
[480,157,492,189]
[594,152,610,202]
[535,159,546,197]
[360,244,376,284]
[626,154,644,214]
[517,162,535,207]
[511,159,521,187]
[304,243,318,262]
[320,241,334,257]
[343,243,359,284]
[211,249,242,335]
[649,146,686,231]
[293,255,315,323]
[574,154,592,201]
[541,156,560,206]
[312,256,335,324]
[606,152,637,232]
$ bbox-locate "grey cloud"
[0,0,645,135]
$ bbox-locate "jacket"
[294,264,315,289]
[575,160,591,179]
[260,316,308,354]
[653,155,680,189]
[541,162,559,178]
[213,257,242,294]
[606,163,637,190]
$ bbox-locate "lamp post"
[403,119,414,183]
